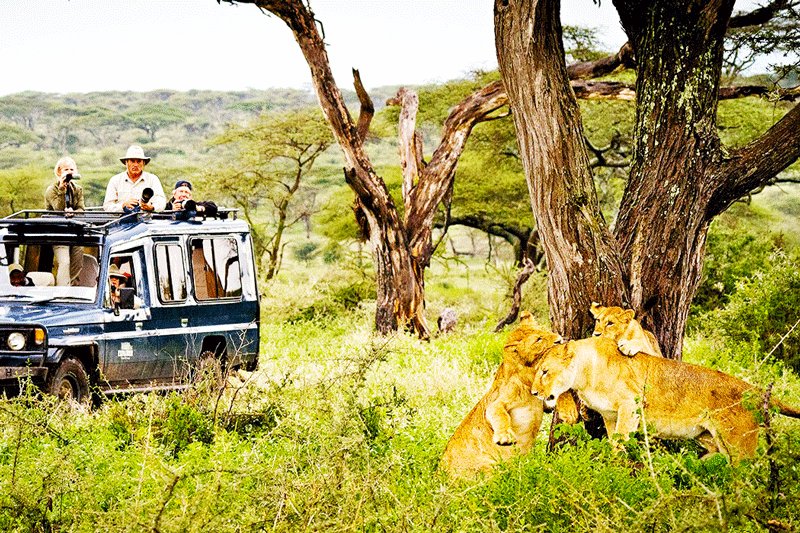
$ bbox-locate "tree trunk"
[611,1,730,358]
[495,0,627,339]
[610,0,800,358]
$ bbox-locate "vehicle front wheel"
[46,358,90,403]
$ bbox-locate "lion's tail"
[773,400,800,419]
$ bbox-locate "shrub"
[698,251,800,372]
[692,218,783,314]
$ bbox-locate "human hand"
[140,201,154,212]
[123,198,139,209]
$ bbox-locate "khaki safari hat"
[120,145,151,164]
[8,263,23,274]
[108,264,127,280]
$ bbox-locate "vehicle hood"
[0,302,103,327]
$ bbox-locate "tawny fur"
[591,302,662,357]
[532,335,800,462]
[440,312,576,477]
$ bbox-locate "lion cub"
[440,313,571,477]
[591,302,662,357]
[531,336,800,462]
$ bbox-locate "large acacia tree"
[496,0,800,358]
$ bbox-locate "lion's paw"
[493,430,517,446]
[618,338,644,357]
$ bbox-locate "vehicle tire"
[46,358,90,403]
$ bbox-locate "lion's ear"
[590,302,602,318]
[519,311,534,325]
[624,309,635,321]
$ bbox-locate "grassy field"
[2,243,800,532]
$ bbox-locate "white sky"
[0,0,760,96]
[0,0,630,96]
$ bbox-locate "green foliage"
[203,106,336,279]
[0,165,49,215]
[0,122,40,148]
[698,250,800,372]
[159,395,215,457]
[292,240,319,264]
[693,211,786,312]
[563,25,609,62]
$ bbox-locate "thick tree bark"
[495,0,800,358]
[611,0,800,358]
[495,0,627,339]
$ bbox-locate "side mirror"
[118,287,135,310]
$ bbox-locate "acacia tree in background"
[125,104,187,142]
[209,107,333,279]
[220,0,508,339]
[496,0,800,358]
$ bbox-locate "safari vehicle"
[0,209,260,402]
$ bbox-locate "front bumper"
[0,365,48,381]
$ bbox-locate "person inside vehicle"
[103,145,167,213]
[8,263,35,287]
[166,179,218,218]
[45,156,85,285]
[108,264,140,309]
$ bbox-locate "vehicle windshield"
[0,240,101,303]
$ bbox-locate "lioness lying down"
[591,302,662,357]
[531,333,800,461]
[440,313,577,477]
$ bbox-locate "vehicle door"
[101,248,159,385]
[150,239,194,382]
[189,236,257,365]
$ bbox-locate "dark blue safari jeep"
[0,209,260,402]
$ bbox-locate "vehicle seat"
[27,271,55,286]
[78,254,100,287]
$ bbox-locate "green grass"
[3,250,800,532]
[1,182,800,531]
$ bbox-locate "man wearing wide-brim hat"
[103,145,167,212]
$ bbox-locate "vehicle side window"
[155,244,187,303]
[190,237,242,301]
[106,254,142,309]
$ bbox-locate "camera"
[173,200,197,221]
[63,172,81,183]
[123,187,155,215]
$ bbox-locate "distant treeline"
[0,86,401,161]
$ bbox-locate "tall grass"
[2,251,800,531]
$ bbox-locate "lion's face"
[531,349,575,408]
[590,302,636,341]
[504,313,563,367]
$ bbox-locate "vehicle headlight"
[7,332,26,351]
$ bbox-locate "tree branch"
[494,258,538,332]
[729,0,795,28]
[404,81,508,258]
[567,42,635,79]
[353,68,374,145]
[709,102,800,218]
[387,87,422,212]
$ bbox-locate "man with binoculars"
[103,145,166,213]
[45,156,85,286]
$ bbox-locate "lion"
[590,302,662,357]
[440,312,578,477]
[531,336,800,462]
